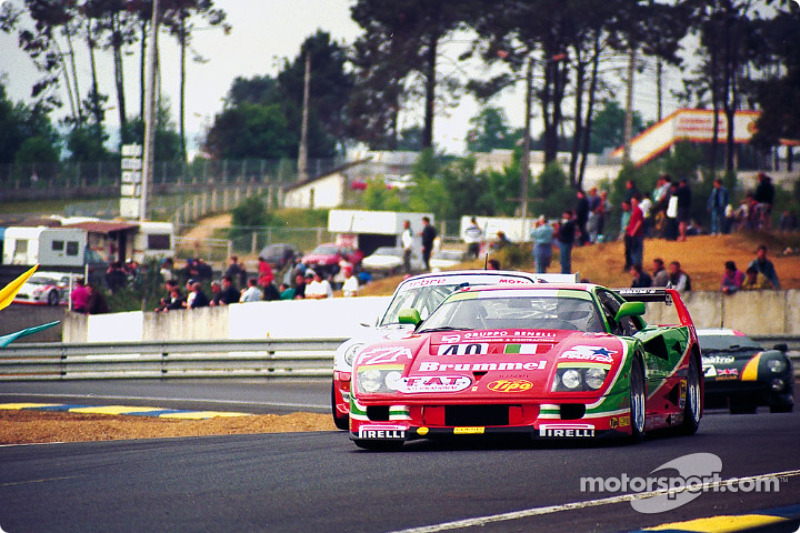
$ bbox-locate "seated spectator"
[721,261,744,295]
[70,277,90,313]
[651,258,669,287]
[748,245,780,289]
[742,266,774,290]
[341,265,359,297]
[279,283,295,300]
[293,273,307,300]
[666,261,691,291]
[630,264,652,288]
[86,284,110,314]
[209,281,223,306]
[305,269,333,299]
[262,282,281,301]
[185,282,210,309]
[490,231,512,251]
[487,258,501,270]
[211,275,240,306]
[239,278,263,303]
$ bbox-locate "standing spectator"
[420,217,437,271]
[630,264,652,288]
[721,261,745,295]
[239,278,263,303]
[262,282,281,301]
[213,275,240,306]
[626,195,645,269]
[556,210,576,274]
[666,261,691,291]
[639,193,653,238]
[748,245,780,289]
[185,282,210,309]
[225,256,247,288]
[209,281,223,306]
[463,217,483,259]
[707,178,730,235]
[676,178,692,241]
[741,266,774,290]
[159,258,174,282]
[754,172,775,229]
[70,277,90,313]
[401,220,414,274]
[624,179,639,202]
[620,200,632,271]
[586,187,601,243]
[652,258,669,287]
[306,270,333,299]
[195,258,213,281]
[575,189,590,246]
[258,257,274,288]
[86,284,110,314]
[530,215,554,274]
[341,265,359,297]
[595,190,608,242]
[105,262,127,293]
[664,181,679,240]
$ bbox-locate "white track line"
[388,469,800,533]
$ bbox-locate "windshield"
[419,294,605,333]
[30,276,59,285]
[698,334,761,352]
[380,285,458,326]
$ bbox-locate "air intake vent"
[445,405,510,426]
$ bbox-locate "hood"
[354,329,626,399]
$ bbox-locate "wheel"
[769,395,794,413]
[47,290,60,306]
[331,381,349,431]
[729,397,758,414]
[352,440,404,451]
[678,354,701,435]
[629,355,646,442]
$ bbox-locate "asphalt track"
[1,380,799,532]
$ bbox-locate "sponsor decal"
[702,355,735,365]
[512,330,557,338]
[357,424,407,440]
[397,375,472,393]
[454,427,485,434]
[703,364,717,378]
[418,360,547,372]
[496,278,529,284]
[437,343,488,355]
[609,415,631,429]
[716,367,739,380]
[463,330,509,339]
[357,346,412,366]
[487,379,533,393]
[403,278,447,289]
[559,345,616,364]
[539,423,595,438]
[441,334,462,343]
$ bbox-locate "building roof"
[62,221,139,234]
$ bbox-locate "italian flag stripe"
[504,344,537,354]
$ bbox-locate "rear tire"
[678,354,702,435]
[331,381,349,431]
[629,355,646,442]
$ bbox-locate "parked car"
[258,243,301,271]
[361,247,424,275]
[348,285,702,450]
[13,271,77,306]
[430,249,466,270]
[302,243,364,277]
[697,328,794,414]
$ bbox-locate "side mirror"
[398,308,422,327]
[615,301,646,322]
[774,343,789,353]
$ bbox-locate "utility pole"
[520,57,533,225]
[623,46,636,164]
[297,52,310,182]
[140,0,160,222]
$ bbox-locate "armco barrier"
[0,338,345,381]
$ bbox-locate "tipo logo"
[580,453,782,514]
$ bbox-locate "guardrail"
[1,337,798,381]
[0,338,346,381]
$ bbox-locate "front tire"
[331,381,349,431]
[629,355,646,442]
[47,290,59,306]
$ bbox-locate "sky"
[0,0,691,157]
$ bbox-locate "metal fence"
[0,338,345,381]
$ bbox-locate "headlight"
[385,371,402,391]
[359,369,382,393]
[552,367,609,392]
[767,358,787,373]
[561,369,582,390]
[344,343,365,367]
[584,367,607,390]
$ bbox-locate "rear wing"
[615,287,695,328]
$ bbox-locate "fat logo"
[397,375,472,393]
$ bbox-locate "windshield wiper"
[418,326,472,333]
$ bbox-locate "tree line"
[1,0,798,195]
